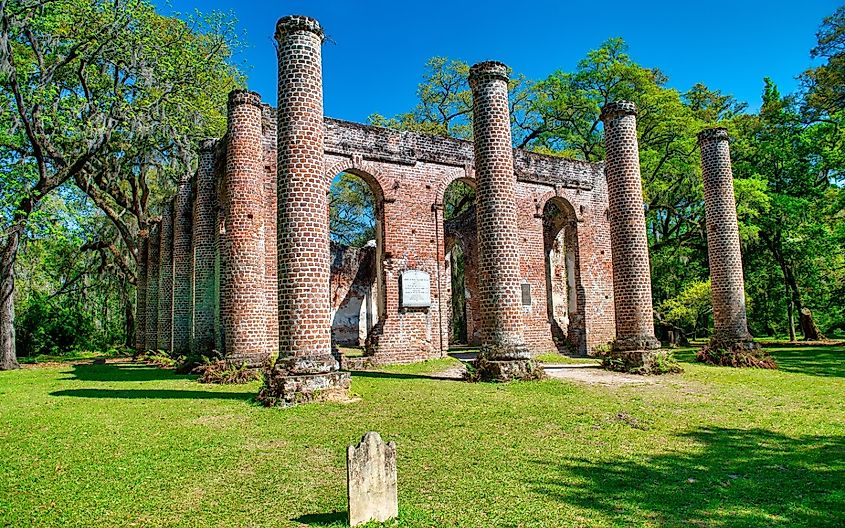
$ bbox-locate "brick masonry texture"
[145,222,160,351]
[135,238,148,351]
[191,139,220,356]
[138,115,618,365]
[222,90,269,366]
[274,15,339,375]
[468,61,529,361]
[600,101,660,354]
[698,128,753,346]
[172,175,193,356]
[139,15,767,371]
[157,201,174,352]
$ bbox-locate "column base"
[469,344,544,382]
[258,369,351,406]
[601,348,673,374]
[697,335,775,369]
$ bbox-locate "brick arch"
[434,167,475,207]
[535,190,582,222]
[324,157,388,202]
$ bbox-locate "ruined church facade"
[134,15,753,402]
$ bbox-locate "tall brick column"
[145,221,160,352]
[135,238,148,351]
[260,15,350,405]
[222,90,269,366]
[264,140,279,357]
[468,61,541,381]
[157,201,174,352]
[172,174,193,356]
[192,139,219,357]
[600,101,661,370]
[698,128,757,351]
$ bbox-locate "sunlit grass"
[1,344,843,527]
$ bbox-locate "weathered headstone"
[347,432,398,526]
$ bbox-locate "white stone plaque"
[401,270,431,308]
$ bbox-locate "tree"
[0,0,242,369]
[330,173,376,247]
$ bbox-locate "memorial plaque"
[521,283,532,306]
[401,270,431,308]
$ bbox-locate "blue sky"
[152,0,840,122]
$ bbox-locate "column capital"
[697,127,730,144]
[199,138,218,152]
[600,100,637,122]
[275,15,325,43]
[228,89,262,110]
[469,61,509,89]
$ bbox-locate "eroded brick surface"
[469,61,529,360]
[192,139,219,356]
[172,175,193,356]
[699,128,753,346]
[157,201,174,352]
[600,101,660,354]
[135,238,148,351]
[145,222,160,351]
[222,90,269,366]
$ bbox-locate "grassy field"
[1,344,844,527]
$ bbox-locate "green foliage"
[329,172,376,247]
[15,293,96,357]
[197,359,260,384]
[657,280,712,336]
[0,0,244,363]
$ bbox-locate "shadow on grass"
[62,362,195,383]
[292,511,346,527]
[49,388,253,401]
[351,371,462,382]
[530,426,845,527]
[768,346,845,378]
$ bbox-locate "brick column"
[260,15,350,405]
[172,174,193,356]
[222,89,268,366]
[192,139,219,357]
[698,128,757,351]
[468,61,541,381]
[145,221,160,352]
[157,201,174,352]
[263,126,279,357]
[600,101,661,370]
[135,238,148,351]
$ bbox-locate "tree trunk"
[786,288,796,342]
[0,234,20,370]
[124,298,134,349]
[763,232,822,341]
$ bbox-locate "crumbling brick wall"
[330,242,377,347]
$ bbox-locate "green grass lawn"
[1,345,844,527]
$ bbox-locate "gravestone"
[347,431,398,526]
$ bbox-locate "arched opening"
[543,197,584,354]
[329,170,385,357]
[442,178,479,348]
